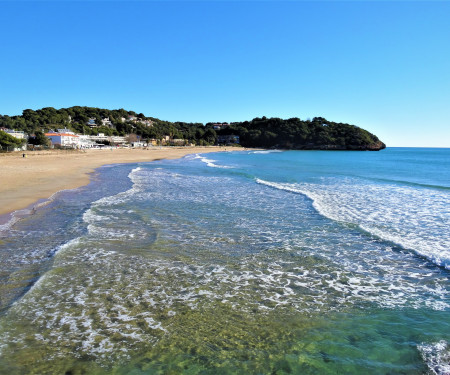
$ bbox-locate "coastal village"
[0,114,240,151]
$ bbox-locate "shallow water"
[0,148,448,374]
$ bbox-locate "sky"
[0,1,449,147]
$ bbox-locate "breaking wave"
[256,178,450,270]
[193,154,233,169]
[418,340,450,375]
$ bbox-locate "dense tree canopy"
[0,107,385,150]
[216,116,385,150]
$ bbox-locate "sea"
[0,147,448,374]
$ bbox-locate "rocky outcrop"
[279,141,386,151]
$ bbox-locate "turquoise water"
[0,148,448,374]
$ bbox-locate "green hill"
[0,107,385,150]
[216,116,385,150]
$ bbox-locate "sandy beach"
[0,146,224,217]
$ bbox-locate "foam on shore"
[256,178,450,270]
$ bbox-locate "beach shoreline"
[0,146,227,218]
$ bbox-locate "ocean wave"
[130,166,142,174]
[2,164,145,311]
[371,177,450,192]
[2,249,447,364]
[250,150,283,154]
[0,188,78,236]
[256,178,450,270]
[1,157,448,369]
[418,340,450,375]
[193,154,233,169]
[81,166,148,240]
[0,211,24,233]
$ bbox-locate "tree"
[202,128,217,145]
[29,130,50,146]
[195,128,205,140]
[0,130,25,150]
[127,133,139,143]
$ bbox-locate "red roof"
[45,133,78,137]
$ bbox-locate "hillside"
[216,116,385,150]
[0,107,385,150]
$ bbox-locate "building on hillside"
[102,117,112,127]
[213,123,230,130]
[57,128,75,135]
[217,135,240,145]
[137,119,153,127]
[87,118,97,128]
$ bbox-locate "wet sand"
[0,147,224,216]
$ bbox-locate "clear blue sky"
[1,1,449,147]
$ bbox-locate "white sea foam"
[1,220,448,364]
[1,160,448,368]
[82,166,146,235]
[256,178,450,270]
[418,340,450,375]
[251,150,283,154]
[194,154,233,169]
[0,212,23,233]
[3,164,145,315]
[129,166,142,175]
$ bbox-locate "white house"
[89,133,109,142]
[2,128,26,140]
[140,119,153,127]
[102,117,112,127]
[78,135,97,148]
[110,135,127,144]
[57,128,75,135]
[0,128,27,150]
[45,131,79,148]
